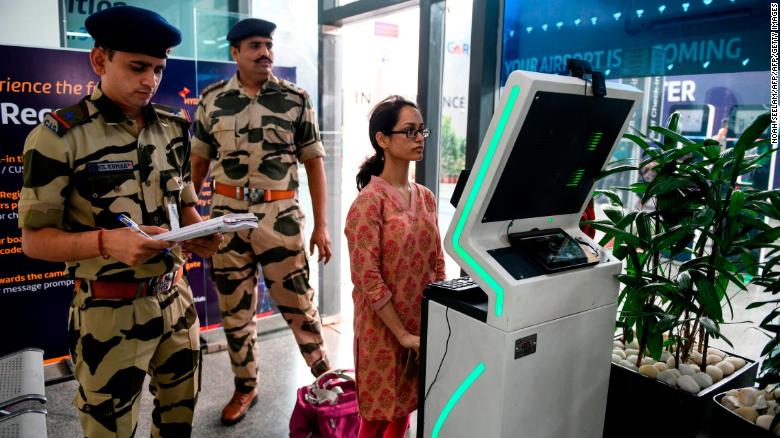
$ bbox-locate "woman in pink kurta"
[345,95,446,438]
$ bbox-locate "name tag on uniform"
[86,161,135,174]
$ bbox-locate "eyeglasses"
[389,127,431,139]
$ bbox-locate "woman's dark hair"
[356,95,420,191]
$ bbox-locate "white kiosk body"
[418,71,642,437]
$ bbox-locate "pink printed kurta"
[345,175,446,421]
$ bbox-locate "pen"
[118,214,171,254]
[118,214,154,239]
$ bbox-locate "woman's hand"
[398,332,421,360]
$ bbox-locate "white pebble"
[614,340,624,349]
[678,363,696,376]
[756,415,774,430]
[660,351,672,362]
[653,362,668,372]
[625,348,639,357]
[619,359,638,371]
[706,365,723,383]
[721,395,740,410]
[641,357,655,366]
[690,351,703,365]
[706,354,721,365]
[717,361,735,376]
[639,364,659,378]
[738,388,759,406]
[667,368,681,378]
[667,357,677,368]
[755,395,769,410]
[657,369,679,387]
[735,407,759,422]
[611,354,621,364]
[613,349,626,359]
[626,355,638,364]
[678,375,701,394]
[627,339,640,350]
[725,357,746,370]
[708,347,726,359]
[692,372,713,389]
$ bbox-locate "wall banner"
[0,44,294,358]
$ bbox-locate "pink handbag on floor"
[289,369,359,438]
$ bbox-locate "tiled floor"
[43,322,414,438]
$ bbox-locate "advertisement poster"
[0,44,295,358]
[501,0,770,84]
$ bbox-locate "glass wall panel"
[439,0,472,279]
[62,0,242,58]
[331,6,420,326]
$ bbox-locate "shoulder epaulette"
[200,80,228,98]
[153,103,191,125]
[43,100,91,137]
[278,79,309,100]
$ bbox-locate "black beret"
[227,18,276,43]
[85,6,181,59]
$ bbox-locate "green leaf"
[647,331,664,360]
[699,317,734,347]
[645,127,695,151]
[635,212,652,245]
[693,274,723,322]
[652,226,691,252]
[623,133,654,152]
[603,205,625,225]
[598,165,637,180]
[701,139,721,160]
[594,190,624,207]
[735,113,770,156]
[747,300,780,310]
[727,190,746,220]
[645,177,694,200]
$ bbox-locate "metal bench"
[0,348,46,410]
[0,409,47,438]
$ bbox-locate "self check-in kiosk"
[417,70,642,437]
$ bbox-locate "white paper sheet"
[153,213,258,242]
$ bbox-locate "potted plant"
[590,112,775,437]
[712,235,780,437]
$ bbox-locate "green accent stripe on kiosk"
[451,85,520,317]
[432,362,487,438]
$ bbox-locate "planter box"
[710,392,775,438]
[603,352,757,438]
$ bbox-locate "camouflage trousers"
[211,195,329,392]
[68,276,201,438]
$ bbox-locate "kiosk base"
[418,296,617,438]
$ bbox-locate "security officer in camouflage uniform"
[19,6,221,437]
[191,18,331,425]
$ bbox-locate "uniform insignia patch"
[86,161,135,173]
[43,117,60,135]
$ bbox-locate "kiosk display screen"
[729,105,770,138]
[667,104,713,138]
[483,91,634,222]
[677,109,705,134]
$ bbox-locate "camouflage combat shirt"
[192,73,325,191]
[19,86,198,282]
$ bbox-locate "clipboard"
[153,213,259,242]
